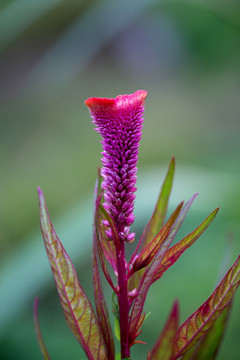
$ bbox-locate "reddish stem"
[117,237,130,358]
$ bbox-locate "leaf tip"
[168,156,175,174]
[38,187,45,205]
[170,156,175,166]
[210,207,220,219]
[189,193,198,205]
[172,300,179,319]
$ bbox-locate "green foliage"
[36,156,240,359]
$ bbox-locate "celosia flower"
[37,89,237,360]
[85,90,147,242]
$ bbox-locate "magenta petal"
[85,90,147,111]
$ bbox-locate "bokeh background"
[0,0,240,359]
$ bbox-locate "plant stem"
[117,237,130,358]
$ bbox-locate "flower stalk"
[117,240,129,357]
[86,90,147,358]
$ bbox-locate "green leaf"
[114,317,121,342]
[149,301,179,360]
[144,312,151,323]
[152,208,219,283]
[38,187,108,360]
[173,255,240,359]
[33,297,51,360]
[112,292,119,318]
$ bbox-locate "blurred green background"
[0,0,240,359]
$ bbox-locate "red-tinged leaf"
[132,312,146,343]
[33,297,51,360]
[92,236,115,359]
[149,301,179,360]
[167,194,198,246]
[182,236,233,360]
[129,195,197,345]
[181,303,232,360]
[98,207,118,274]
[131,157,175,264]
[92,176,115,359]
[99,204,120,249]
[38,187,108,360]
[131,202,183,273]
[98,226,117,273]
[173,255,240,359]
[152,208,219,283]
[94,201,116,291]
[128,269,141,293]
[142,157,175,246]
[94,169,118,273]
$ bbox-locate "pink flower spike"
[86,90,147,242]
